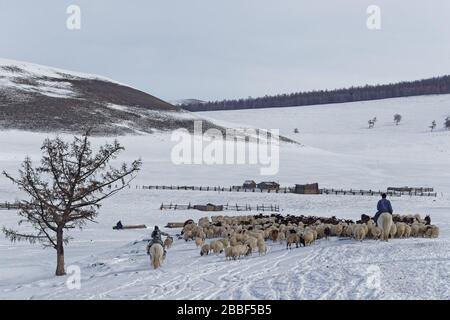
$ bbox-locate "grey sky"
[1,0,449,101]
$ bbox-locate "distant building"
[294,183,320,194]
[193,203,224,211]
[243,180,257,189]
[257,181,280,190]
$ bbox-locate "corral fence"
[143,185,293,193]
[142,185,437,197]
[319,188,437,197]
[0,202,22,210]
[160,203,280,212]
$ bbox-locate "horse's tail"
[379,213,393,241]
[150,244,163,269]
[153,255,160,269]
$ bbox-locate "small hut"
[193,203,224,211]
[257,181,280,190]
[243,180,257,189]
[294,183,320,194]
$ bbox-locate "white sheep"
[389,223,397,239]
[195,237,204,247]
[220,238,229,248]
[404,225,411,238]
[200,244,210,256]
[369,225,382,240]
[411,222,426,237]
[286,233,299,249]
[331,224,343,237]
[277,230,286,243]
[315,224,325,239]
[343,224,354,238]
[302,230,315,246]
[396,222,406,238]
[424,225,439,238]
[183,230,193,242]
[353,224,367,242]
[410,223,420,237]
[231,244,249,260]
[257,239,267,256]
[245,237,258,253]
[225,246,233,260]
[211,240,224,254]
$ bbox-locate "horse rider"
[147,226,169,257]
[373,193,393,225]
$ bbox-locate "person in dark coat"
[373,193,393,224]
[147,226,169,257]
[113,220,123,230]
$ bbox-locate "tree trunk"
[55,228,66,276]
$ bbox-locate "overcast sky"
[1,0,449,101]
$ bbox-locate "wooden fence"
[142,184,437,197]
[319,188,437,197]
[0,202,21,210]
[143,185,293,193]
[160,203,280,212]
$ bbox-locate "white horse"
[149,243,165,269]
[377,212,393,241]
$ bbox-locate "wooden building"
[243,180,257,189]
[257,181,280,190]
[294,183,320,194]
[193,203,224,211]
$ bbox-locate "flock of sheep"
[172,213,439,260]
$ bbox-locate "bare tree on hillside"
[394,114,402,125]
[445,117,450,130]
[2,130,142,276]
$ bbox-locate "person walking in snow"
[373,193,393,224]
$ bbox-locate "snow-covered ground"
[0,94,449,299]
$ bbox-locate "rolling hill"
[0,58,219,135]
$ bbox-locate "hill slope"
[0,58,218,135]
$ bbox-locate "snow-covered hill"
[0,58,220,135]
[0,94,449,299]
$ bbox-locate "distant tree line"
[181,75,450,112]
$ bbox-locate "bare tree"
[445,117,450,130]
[394,114,402,125]
[430,120,436,132]
[2,131,142,276]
